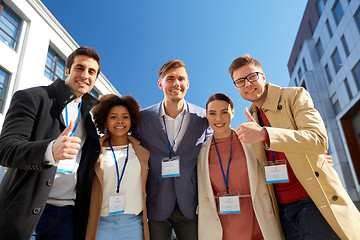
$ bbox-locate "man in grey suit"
[133,60,211,240]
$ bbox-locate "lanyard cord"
[162,110,186,157]
[213,131,233,194]
[256,108,275,162]
[65,100,82,137]
[108,139,129,193]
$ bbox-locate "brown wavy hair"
[92,94,140,134]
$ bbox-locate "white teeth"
[247,89,256,94]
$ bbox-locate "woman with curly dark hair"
[85,94,149,240]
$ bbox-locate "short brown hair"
[228,54,263,80]
[92,94,140,134]
[158,60,188,79]
[206,93,234,110]
[66,46,101,77]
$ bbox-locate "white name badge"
[264,159,289,184]
[109,194,126,215]
[57,159,75,174]
[217,192,240,214]
[162,156,180,178]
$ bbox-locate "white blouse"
[100,143,143,216]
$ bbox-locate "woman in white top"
[85,94,150,240]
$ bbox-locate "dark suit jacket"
[133,101,211,221]
[0,79,100,240]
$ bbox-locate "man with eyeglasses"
[229,54,360,240]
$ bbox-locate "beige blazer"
[85,135,150,240]
[249,83,360,240]
[197,135,284,240]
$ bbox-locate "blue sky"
[42,0,307,127]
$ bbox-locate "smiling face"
[232,64,267,107]
[105,105,131,141]
[65,55,99,99]
[206,100,234,138]
[158,67,189,103]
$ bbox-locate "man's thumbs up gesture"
[235,107,267,144]
[52,121,81,161]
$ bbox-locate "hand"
[235,107,267,144]
[52,121,81,161]
[324,152,333,167]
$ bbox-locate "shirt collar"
[160,100,189,118]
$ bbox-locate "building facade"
[0,0,119,179]
[287,0,360,205]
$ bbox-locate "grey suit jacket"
[133,101,211,221]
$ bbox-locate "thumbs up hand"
[244,107,256,122]
[52,121,81,161]
[235,108,267,144]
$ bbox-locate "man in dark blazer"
[133,60,212,240]
[0,47,101,240]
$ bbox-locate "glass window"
[316,0,325,17]
[90,87,101,99]
[298,67,303,80]
[355,7,360,30]
[316,39,324,58]
[332,0,344,25]
[341,35,350,57]
[331,48,342,73]
[325,64,332,83]
[44,47,65,81]
[331,95,341,115]
[0,3,22,49]
[302,59,308,72]
[308,20,314,34]
[352,60,360,90]
[351,112,360,140]
[326,20,333,37]
[0,66,10,113]
[344,78,353,99]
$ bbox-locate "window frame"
[331,48,342,73]
[0,3,22,50]
[0,66,10,113]
[332,0,344,25]
[44,46,66,81]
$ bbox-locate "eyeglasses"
[233,72,263,88]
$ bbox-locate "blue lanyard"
[108,139,129,193]
[256,108,275,162]
[65,100,82,137]
[162,110,186,157]
[213,131,233,194]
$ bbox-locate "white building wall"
[0,0,119,179]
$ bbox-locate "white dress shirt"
[159,100,190,152]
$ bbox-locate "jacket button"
[314,171,319,177]
[332,195,338,201]
[277,105,282,110]
[32,208,41,215]
[46,180,52,186]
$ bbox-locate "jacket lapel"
[152,103,169,147]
